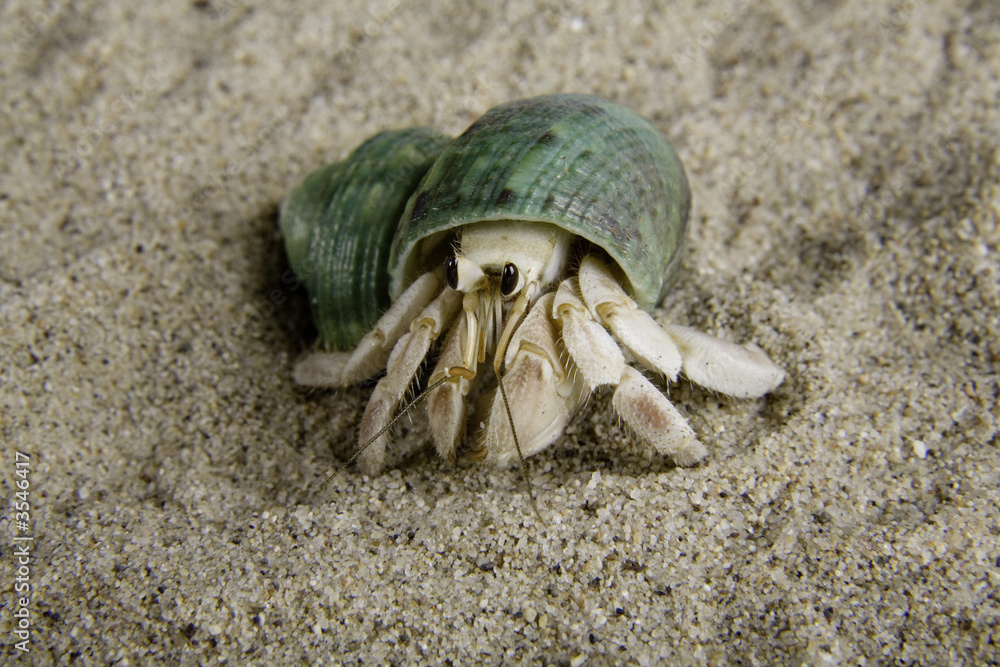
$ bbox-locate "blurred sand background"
[1,0,998,664]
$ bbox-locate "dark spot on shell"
[537,130,558,146]
[496,188,518,208]
[600,213,632,242]
[410,191,430,222]
[543,194,559,211]
[461,116,489,138]
[578,104,610,118]
[578,150,594,162]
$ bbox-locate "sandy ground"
[1,0,998,664]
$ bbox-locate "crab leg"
[658,324,787,399]
[425,320,472,462]
[553,278,707,466]
[577,256,784,398]
[356,287,461,474]
[292,271,444,387]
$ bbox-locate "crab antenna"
[497,373,545,525]
[492,290,545,525]
[318,373,453,493]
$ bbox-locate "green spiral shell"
[279,127,450,350]
[390,94,690,311]
[280,95,691,350]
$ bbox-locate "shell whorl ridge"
[279,95,691,349]
[280,127,450,349]
[390,94,690,310]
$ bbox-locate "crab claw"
[475,293,588,467]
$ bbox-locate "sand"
[1,0,998,664]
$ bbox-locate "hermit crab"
[280,94,784,475]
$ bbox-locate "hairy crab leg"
[357,287,461,474]
[426,320,472,461]
[553,277,707,465]
[291,271,443,388]
[578,256,784,398]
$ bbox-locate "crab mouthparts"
[456,281,501,373]
[451,278,527,381]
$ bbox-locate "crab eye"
[445,256,459,290]
[500,262,520,296]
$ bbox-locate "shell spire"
[280,127,450,349]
